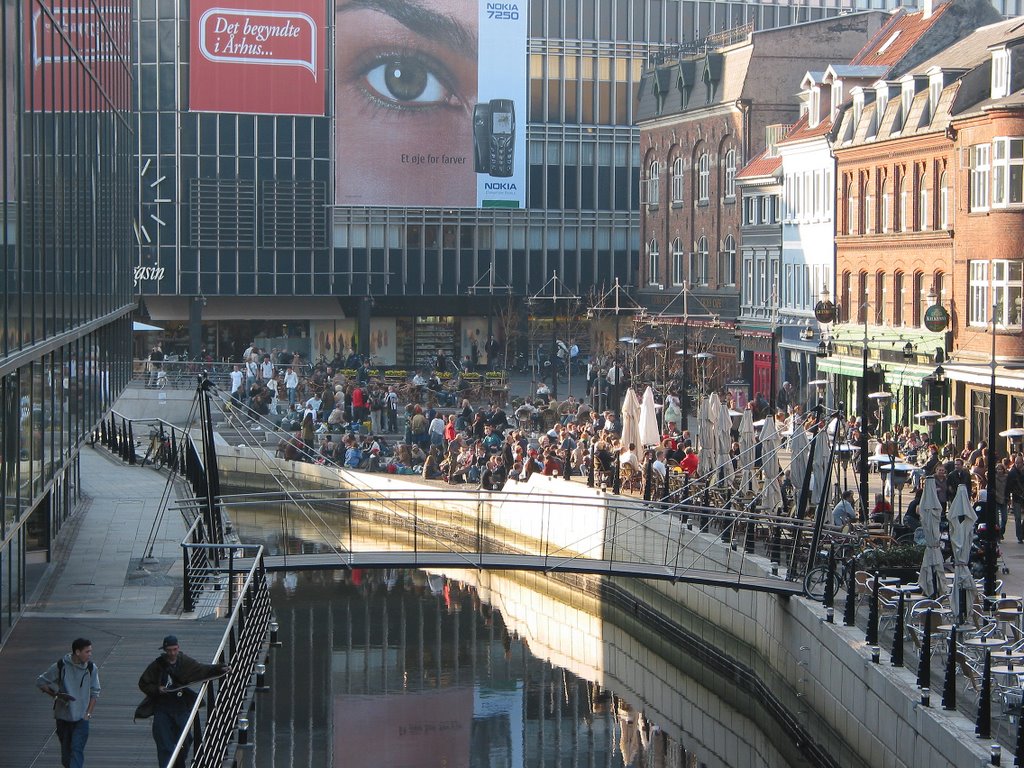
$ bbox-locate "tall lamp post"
[530,271,580,401]
[985,303,999,599]
[587,278,641,411]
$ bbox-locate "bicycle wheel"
[803,565,834,601]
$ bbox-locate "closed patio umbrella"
[788,425,809,508]
[620,389,642,452]
[809,428,831,508]
[699,393,721,476]
[917,476,947,599]
[716,395,734,486]
[638,386,662,447]
[947,484,977,622]
[737,409,755,493]
[758,417,783,513]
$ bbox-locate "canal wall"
[217,447,991,768]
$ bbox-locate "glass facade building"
[0,1,136,640]
[134,0,888,366]
[132,0,1023,367]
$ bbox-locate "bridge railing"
[211,483,836,591]
[168,542,272,768]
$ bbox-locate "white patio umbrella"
[916,476,948,599]
[758,417,783,513]
[699,393,721,476]
[788,425,809,511]
[638,386,662,447]
[716,395,734,485]
[692,397,706,452]
[947,484,977,622]
[620,389,642,451]
[809,429,831,509]
[737,409,756,493]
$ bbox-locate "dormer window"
[901,83,914,127]
[852,89,865,130]
[875,86,889,133]
[809,87,821,129]
[831,80,844,122]
[993,48,1011,99]
[927,76,942,124]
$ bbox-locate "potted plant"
[857,544,925,582]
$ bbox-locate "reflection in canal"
[236,507,809,768]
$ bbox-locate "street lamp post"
[530,271,580,401]
[588,277,641,412]
[985,305,999,600]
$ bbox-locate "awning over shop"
[816,356,932,387]
[944,364,1024,392]
[142,296,345,321]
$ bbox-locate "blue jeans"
[55,718,89,768]
[153,706,193,768]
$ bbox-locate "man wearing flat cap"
[138,635,231,768]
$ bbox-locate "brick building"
[830,14,1024,453]
[635,13,888,408]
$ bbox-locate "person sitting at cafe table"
[831,490,857,529]
[869,493,893,526]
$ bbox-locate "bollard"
[826,606,834,624]
[843,564,857,627]
[824,547,836,610]
[891,589,905,667]
[921,687,931,707]
[269,619,282,648]
[917,609,933,689]
[942,624,958,711]
[255,662,270,692]
[866,572,880,646]
[871,645,880,664]
[978,650,992,739]
[991,744,1001,766]
[237,714,251,747]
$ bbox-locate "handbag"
[133,696,155,721]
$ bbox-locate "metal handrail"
[167,543,272,768]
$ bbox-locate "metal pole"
[859,312,870,523]
[985,307,999,600]
[769,325,777,414]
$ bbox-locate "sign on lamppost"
[814,299,836,324]
[924,304,950,333]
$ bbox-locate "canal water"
[234,506,812,768]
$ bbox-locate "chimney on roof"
[922,0,935,19]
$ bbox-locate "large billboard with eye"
[189,0,326,115]
[334,0,527,209]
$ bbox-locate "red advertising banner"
[334,687,473,768]
[189,0,325,116]
[25,1,131,112]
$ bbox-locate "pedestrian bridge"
[180,472,814,599]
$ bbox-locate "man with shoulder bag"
[37,638,100,768]
[138,635,230,768]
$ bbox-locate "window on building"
[845,179,856,235]
[719,235,736,286]
[672,238,684,285]
[862,178,872,233]
[743,195,758,225]
[841,271,852,323]
[938,171,950,228]
[900,83,914,131]
[881,179,891,233]
[757,257,766,307]
[648,239,660,285]
[824,170,833,220]
[698,151,710,202]
[744,257,754,304]
[694,236,709,285]
[917,169,929,231]
[993,49,1010,99]
[970,144,991,211]
[898,175,909,231]
[671,156,684,203]
[926,77,941,124]
[784,264,793,308]
[858,272,868,324]
[724,148,736,199]
[893,271,904,326]
[648,160,660,207]
[994,259,1023,327]
[992,137,1024,207]
[913,271,925,327]
[970,261,990,326]
[875,272,886,324]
